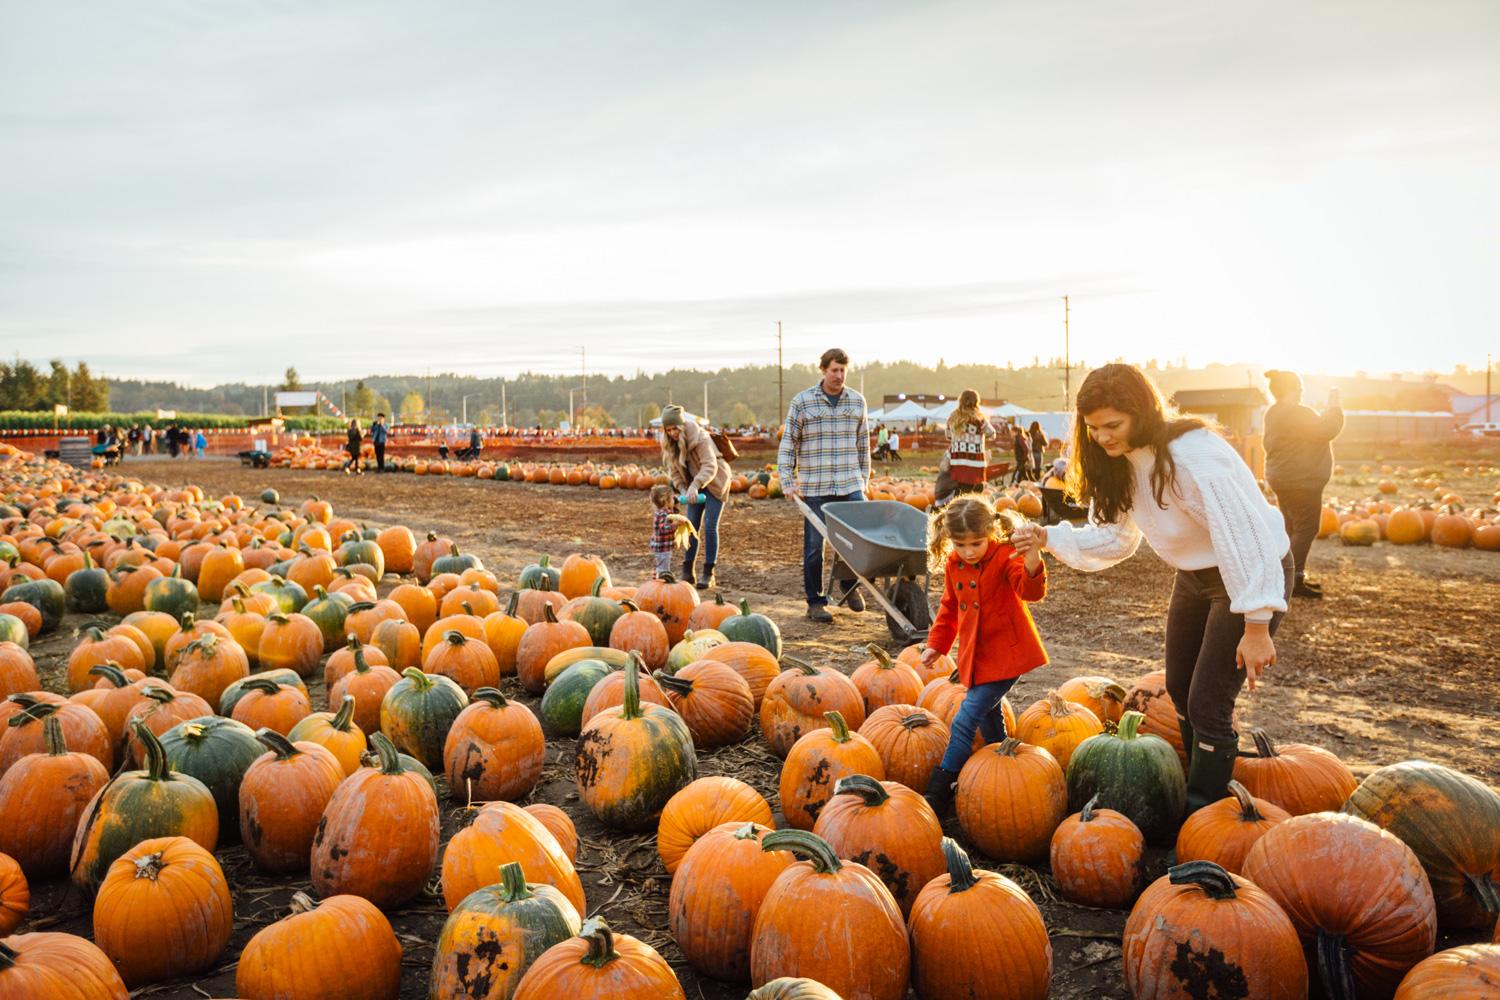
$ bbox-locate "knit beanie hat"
[660,405,685,427]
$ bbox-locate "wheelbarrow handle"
[791,496,830,540]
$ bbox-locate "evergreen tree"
[282,367,302,392]
[45,361,71,408]
[72,362,108,411]
[0,360,44,410]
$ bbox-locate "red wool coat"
[926,540,1048,686]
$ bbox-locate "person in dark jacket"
[1263,370,1343,599]
[370,413,388,471]
[344,419,363,475]
[1027,421,1047,480]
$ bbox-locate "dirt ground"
[23,457,1500,999]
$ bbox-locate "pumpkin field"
[2,449,1498,1000]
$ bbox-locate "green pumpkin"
[142,569,200,624]
[518,554,560,591]
[664,629,728,674]
[379,667,469,770]
[260,488,279,504]
[249,575,309,614]
[717,599,782,658]
[1343,760,1500,929]
[539,659,618,737]
[0,577,66,633]
[565,578,627,646]
[0,614,27,650]
[492,464,511,481]
[301,587,351,652]
[575,658,696,830]
[219,669,308,717]
[64,554,110,614]
[159,716,264,839]
[0,541,18,564]
[1065,710,1186,846]
[69,721,218,896]
[431,544,481,578]
[433,861,583,994]
[336,537,386,578]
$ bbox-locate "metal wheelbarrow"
[794,498,933,643]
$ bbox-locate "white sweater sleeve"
[1174,444,1290,618]
[1044,508,1143,572]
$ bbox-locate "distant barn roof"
[1171,388,1268,408]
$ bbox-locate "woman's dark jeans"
[682,492,724,574]
[1164,552,1295,743]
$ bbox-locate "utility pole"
[581,346,587,417]
[426,369,432,424]
[500,382,508,428]
[1487,353,1492,422]
[1062,296,1071,410]
[777,321,784,422]
[262,385,268,417]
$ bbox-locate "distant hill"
[105,359,1482,427]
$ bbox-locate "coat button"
[959,602,966,611]
[970,581,977,589]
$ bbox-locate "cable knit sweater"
[1044,429,1291,621]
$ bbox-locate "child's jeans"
[652,551,671,577]
[939,677,1018,773]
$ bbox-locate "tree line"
[0,359,110,412]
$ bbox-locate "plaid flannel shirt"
[649,508,676,553]
[777,384,871,497]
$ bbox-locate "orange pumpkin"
[668,821,794,982]
[858,704,952,791]
[286,696,367,776]
[423,629,501,695]
[441,800,586,914]
[0,716,111,878]
[512,918,685,1000]
[1176,779,1289,874]
[1049,794,1145,908]
[759,658,866,757]
[655,660,755,748]
[1014,691,1103,770]
[811,774,944,917]
[1055,675,1128,726]
[955,738,1067,863]
[239,729,344,873]
[1231,727,1357,815]
[609,600,671,670]
[657,776,773,875]
[633,572,700,644]
[559,553,611,599]
[849,644,924,716]
[0,932,128,998]
[235,892,402,1000]
[778,710,885,831]
[0,852,27,936]
[229,677,311,736]
[442,687,545,804]
[517,605,590,695]
[701,642,785,710]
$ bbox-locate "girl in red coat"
[920,495,1048,816]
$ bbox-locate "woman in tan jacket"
[659,405,731,589]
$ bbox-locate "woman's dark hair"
[1028,420,1042,435]
[1066,363,1206,524]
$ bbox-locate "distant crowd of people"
[90,422,208,463]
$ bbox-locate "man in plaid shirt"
[778,347,871,622]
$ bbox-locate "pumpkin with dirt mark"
[1049,794,1145,909]
[811,774,944,918]
[1123,860,1307,1000]
[238,729,343,874]
[633,572,700,644]
[0,716,110,878]
[431,860,583,1000]
[778,710,886,831]
[442,686,544,804]
[575,656,696,831]
[311,732,440,909]
[759,658,866,758]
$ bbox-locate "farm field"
[9,455,1496,999]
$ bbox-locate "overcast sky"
[2,0,1496,384]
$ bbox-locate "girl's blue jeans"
[939,677,1018,773]
[682,492,723,573]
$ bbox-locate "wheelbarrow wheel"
[886,578,930,644]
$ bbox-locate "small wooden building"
[1171,387,1268,477]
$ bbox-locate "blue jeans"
[682,492,724,574]
[801,491,866,606]
[940,677,1018,773]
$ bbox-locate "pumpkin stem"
[1248,727,1279,758]
[496,861,534,902]
[287,891,318,915]
[1466,872,1500,914]
[132,720,172,781]
[503,589,520,617]
[832,773,890,806]
[1046,690,1075,716]
[542,603,559,624]
[538,554,551,569]
[657,571,675,583]
[142,683,176,704]
[654,670,694,697]
[731,822,761,842]
[994,737,1023,757]
[42,714,69,755]
[88,662,131,688]
[1167,860,1239,900]
[947,669,960,684]
[1315,930,1357,1000]
[1225,780,1264,821]
[900,711,933,730]
[823,710,851,742]
[0,940,17,969]
[865,643,893,668]
[368,732,404,775]
[738,598,752,616]
[620,655,644,721]
[132,850,166,881]
[255,728,300,759]
[577,916,620,968]
[351,642,372,675]
[460,601,475,617]
[940,837,979,893]
[759,828,843,874]
[779,657,818,676]
[444,629,467,646]
[473,686,509,708]
[401,666,433,690]
[240,677,283,696]
[330,695,356,732]
[1079,793,1100,823]
[618,598,640,613]
[1116,711,1146,741]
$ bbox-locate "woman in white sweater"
[1013,364,1293,813]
